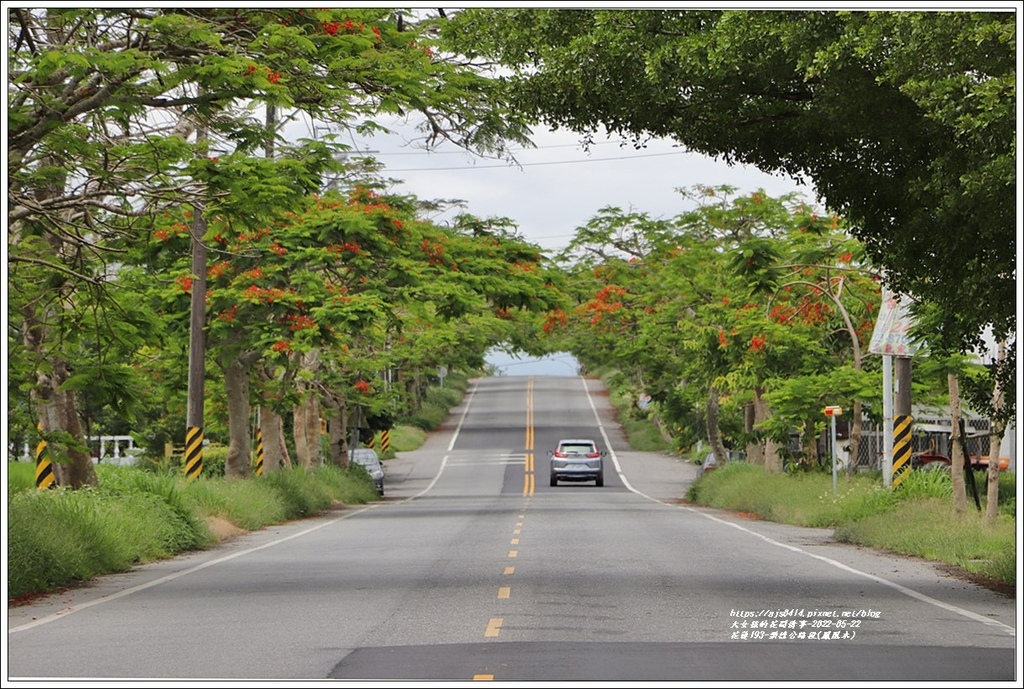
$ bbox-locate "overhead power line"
[385,150,690,173]
[375,139,640,156]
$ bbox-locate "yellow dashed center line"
[498,586,511,599]
[485,618,503,637]
[508,550,518,558]
[473,675,494,681]
[504,566,515,575]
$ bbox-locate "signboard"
[868,288,921,357]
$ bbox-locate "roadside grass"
[6,372,470,602]
[8,472,214,600]
[388,425,427,453]
[404,371,470,432]
[834,498,1016,583]
[684,461,1016,586]
[7,463,380,601]
[8,460,35,493]
[604,382,1016,589]
[183,473,292,530]
[617,410,673,452]
[606,387,672,453]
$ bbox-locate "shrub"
[7,461,36,495]
[184,475,290,531]
[407,403,448,431]
[389,425,426,453]
[259,467,336,518]
[7,481,211,600]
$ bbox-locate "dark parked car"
[913,452,1010,472]
[349,448,385,496]
[548,438,605,487]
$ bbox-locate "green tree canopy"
[441,8,1015,419]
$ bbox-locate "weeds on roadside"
[686,461,1016,586]
[6,463,381,601]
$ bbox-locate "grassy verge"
[7,372,473,602]
[7,463,381,601]
[686,462,1015,586]
[604,381,673,453]
[602,378,1016,589]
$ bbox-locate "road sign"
[868,288,921,356]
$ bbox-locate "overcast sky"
[330,118,818,255]
[333,118,819,374]
[292,100,820,376]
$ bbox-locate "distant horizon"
[484,349,581,377]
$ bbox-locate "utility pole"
[184,123,209,480]
[825,406,843,495]
[868,285,919,489]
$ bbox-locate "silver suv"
[548,438,605,487]
[349,448,385,496]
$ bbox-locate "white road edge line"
[579,374,1015,638]
[10,503,376,633]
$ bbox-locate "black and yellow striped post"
[183,426,203,481]
[367,434,375,451]
[253,427,264,476]
[35,423,55,491]
[891,414,913,489]
[381,428,391,455]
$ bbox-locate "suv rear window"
[559,443,595,454]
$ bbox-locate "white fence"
[10,435,141,466]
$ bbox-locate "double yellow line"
[523,379,535,495]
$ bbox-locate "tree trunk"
[753,386,782,472]
[801,421,819,469]
[305,394,323,467]
[706,385,728,466]
[985,340,1007,523]
[222,354,255,479]
[762,416,783,475]
[948,372,968,513]
[846,399,863,475]
[36,360,98,489]
[743,402,763,466]
[745,394,764,467]
[327,402,348,468]
[19,157,96,488]
[985,423,1005,522]
[833,277,865,476]
[255,363,293,472]
[259,404,290,472]
[293,402,311,468]
[291,351,322,468]
[293,392,324,468]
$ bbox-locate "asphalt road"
[6,376,1018,683]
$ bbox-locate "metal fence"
[851,418,994,470]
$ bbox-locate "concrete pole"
[894,357,913,416]
[831,413,838,495]
[882,355,893,487]
[185,124,208,480]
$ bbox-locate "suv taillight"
[554,451,567,458]
[586,452,600,458]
